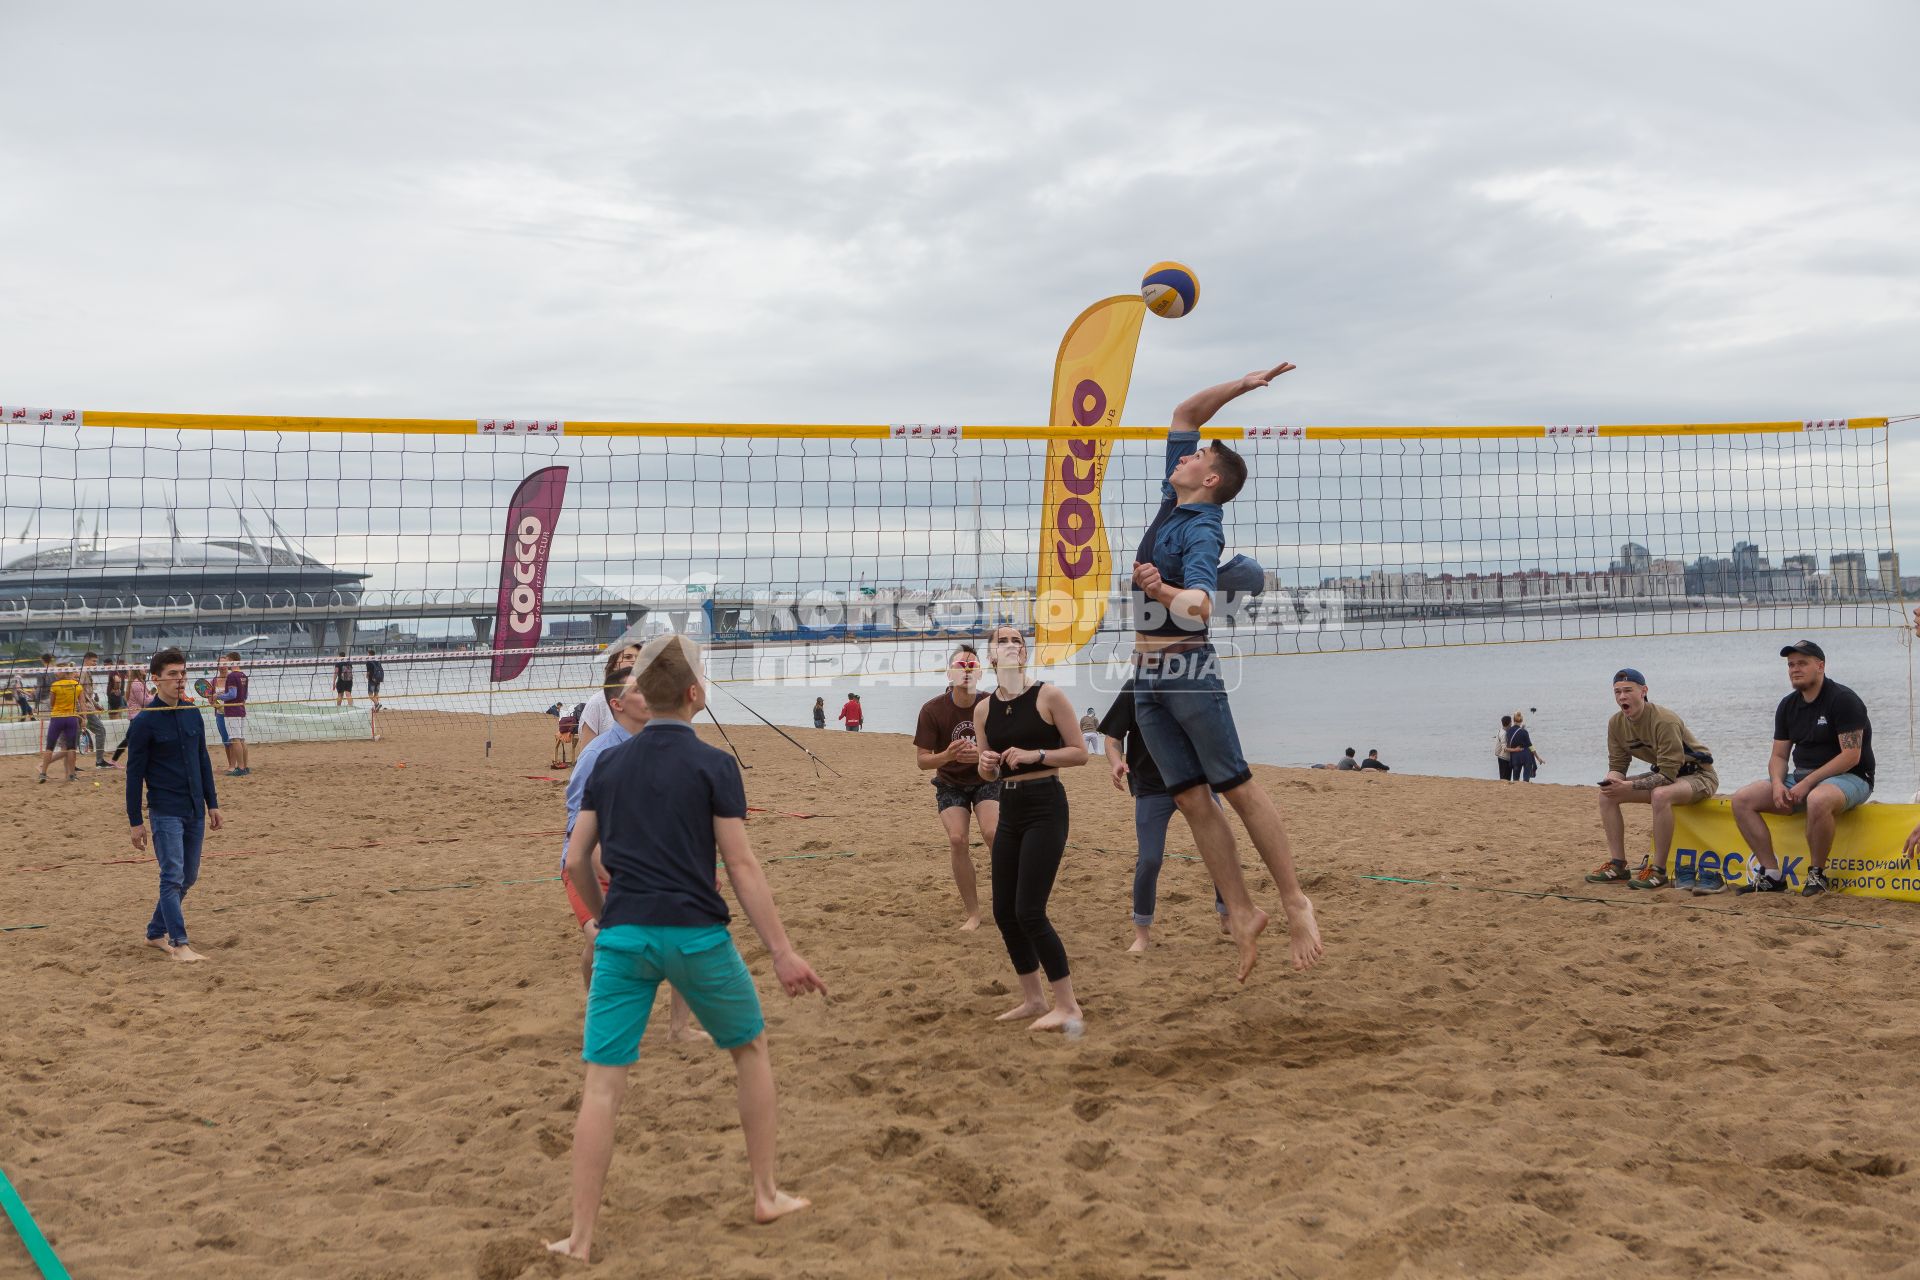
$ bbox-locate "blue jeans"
[146,813,205,947]
[1132,644,1252,795]
[1132,791,1228,926]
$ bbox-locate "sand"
[4,715,1918,1279]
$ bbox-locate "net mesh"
[0,418,1903,753]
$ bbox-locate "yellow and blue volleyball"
[1141,261,1199,318]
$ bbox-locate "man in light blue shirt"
[561,665,703,1041]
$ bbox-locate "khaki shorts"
[1676,768,1717,802]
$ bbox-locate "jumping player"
[562,664,703,1041]
[548,634,826,1260]
[913,643,999,931]
[1131,363,1325,981]
[973,624,1089,1033]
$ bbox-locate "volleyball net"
[0,407,1905,750]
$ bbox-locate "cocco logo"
[507,515,546,634]
[1053,379,1107,579]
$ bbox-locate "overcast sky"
[4,1,1917,561]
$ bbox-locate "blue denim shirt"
[1134,432,1227,635]
[123,696,219,826]
[563,719,632,869]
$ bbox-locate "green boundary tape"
[0,1167,70,1280]
[2,924,48,933]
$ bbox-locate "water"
[143,620,1920,797]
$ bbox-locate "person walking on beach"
[813,697,826,729]
[1129,363,1325,981]
[1506,713,1536,782]
[36,663,83,783]
[79,652,111,768]
[913,643,998,931]
[365,650,385,711]
[1101,676,1226,953]
[1495,715,1514,780]
[974,623,1088,1033]
[108,671,149,765]
[6,670,32,722]
[333,651,355,707]
[1586,668,1718,890]
[547,635,826,1259]
[1725,640,1873,898]
[125,648,222,963]
[560,663,704,1040]
[1080,707,1101,754]
[210,652,251,777]
[837,692,863,731]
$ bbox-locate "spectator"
[838,692,864,731]
[1359,749,1390,772]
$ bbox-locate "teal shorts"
[583,923,765,1064]
[1786,770,1872,812]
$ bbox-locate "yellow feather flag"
[1033,295,1146,666]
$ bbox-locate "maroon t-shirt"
[220,671,249,719]
[915,691,983,786]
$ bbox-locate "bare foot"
[1283,896,1324,972]
[144,937,172,955]
[754,1189,811,1224]
[546,1236,590,1261]
[958,915,981,932]
[667,1024,712,1044]
[995,1000,1047,1022]
[1127,931,1149,953]
[1029,1007,1084,1033]
[169,945,207,963]
[1230,907,1269,983]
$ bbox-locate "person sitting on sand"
[1335,747,1359,771]
[974,623,1089,1033]
[1359,749,1390,772]
[913,643,998,931]
[561,664,703,1041]
[125,648,223,964]
[1586,668,1719,891]
[1101,676,1226,953]
[548,634,827,1260]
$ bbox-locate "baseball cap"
[1611,668,1647,686]
[1780,640,1826,660]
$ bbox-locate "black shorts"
[933,776,1001,813]
[335,681,353,694]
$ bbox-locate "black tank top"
[985,681,1064,776]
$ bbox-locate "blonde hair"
[635,633,705,712]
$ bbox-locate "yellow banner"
[1033,296,1146,665]
[1665,798,1920,903]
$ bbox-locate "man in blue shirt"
[1131,363,1325,984]
[124,647,223,963]
[548,635,826,1261]
[561,665,702,1041]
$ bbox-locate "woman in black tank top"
[973,624,1090,1034]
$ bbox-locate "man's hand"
[1133,562,1165,597]
[130,824,147,853]
[1785,778,1814,808]
[952,739,979,765]
[1110,761,1130,792]
[208,808,224,832]
[978,748,1002,775]
[1239,362,1295,393]
[772,948,828,998]
[1771,780,1794,811]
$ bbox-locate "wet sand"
[3,717,1917,1278]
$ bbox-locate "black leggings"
[990,778,1070,982]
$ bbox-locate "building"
[1830,552,1868,596]
[1878,551,1901,593]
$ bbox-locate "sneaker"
[1736,870,1788,895]
[1691,868,1726,894]
[1801,867,1829,897]
[1628,865,1671,890]
[1585,861,1633,884]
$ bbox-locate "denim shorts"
[1132,643,1252,795]
[1786,770,1872,812]
[583,924,764,1064]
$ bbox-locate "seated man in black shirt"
[1359,750,1390,772]
[1724,641,1873,898]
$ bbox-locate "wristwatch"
[1037,750,1046,768]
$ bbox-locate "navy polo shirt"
[582,718,744,928]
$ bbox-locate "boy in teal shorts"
[548,634,827,1263]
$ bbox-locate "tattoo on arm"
[1627,773,1669,790]
[1839,730,1863,751]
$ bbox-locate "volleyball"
[1141,261,1199,318]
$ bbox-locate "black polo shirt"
[583,719,744,927]
[1097,679,1165,797]
[1774,678,1874,788]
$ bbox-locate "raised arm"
[716,816,827,997]
[1170,364,1296,433]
